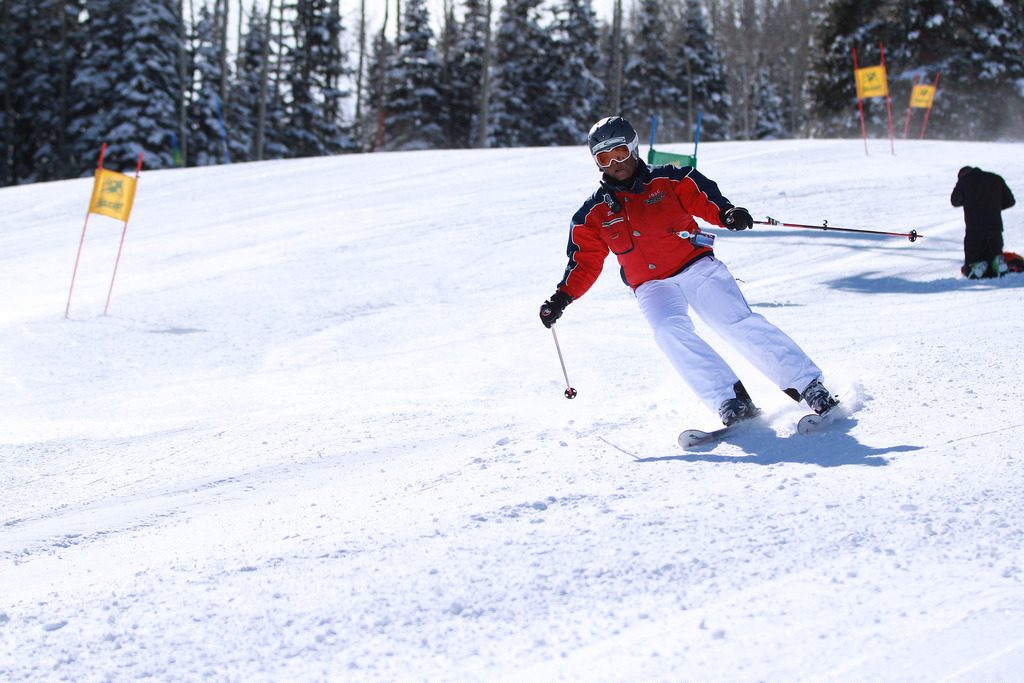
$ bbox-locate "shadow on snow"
[828,271,1024,295]
[637,415,921,467]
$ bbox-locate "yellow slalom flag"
[88,167,137,222]
[910,84,936,109]
[855,65,889,99]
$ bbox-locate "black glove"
[539,290,573,328]
[721,206,753,231]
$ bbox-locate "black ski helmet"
[588,116,639,159]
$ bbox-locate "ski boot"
[718,381,760,426]
[801,378,837,415]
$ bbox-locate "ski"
[678,424,733,449]
[678,409,763,449]
[797,400,841,434]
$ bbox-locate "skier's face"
[599,147,637,182]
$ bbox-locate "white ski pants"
[635,256,822,414]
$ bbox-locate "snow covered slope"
[2,139,1024,679]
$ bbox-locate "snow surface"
[2,138,1024,680]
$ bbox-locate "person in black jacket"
[951,166,1016,278]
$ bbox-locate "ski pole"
[753,215,922,242]
[549,327,577,399]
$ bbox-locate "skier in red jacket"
[539,116,835,426]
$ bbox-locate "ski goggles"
[593,144,633,168]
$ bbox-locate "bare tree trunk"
[373,0,390,151]
[1,0,13,184]
[255,0,273,160]
[177,0,190,165]
[791,0,816,135]
[610,0,623,114]
[236,0,243,73]
[56,0,69,176]
[476,0,491,148]
[741,61,751,139]
[355,0,366,150]
[327,0,340,125]
[273,0,284,94]
[684,50,693,135]
[217,0,229,160]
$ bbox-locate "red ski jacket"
[557,161,734,300]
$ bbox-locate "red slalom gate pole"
[65,144,106,319]
[103,151,144,316]
[65,214,94,319]
[753,216,922,242]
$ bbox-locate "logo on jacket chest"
[644,190,666,205]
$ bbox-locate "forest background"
[2,0,1023,187]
